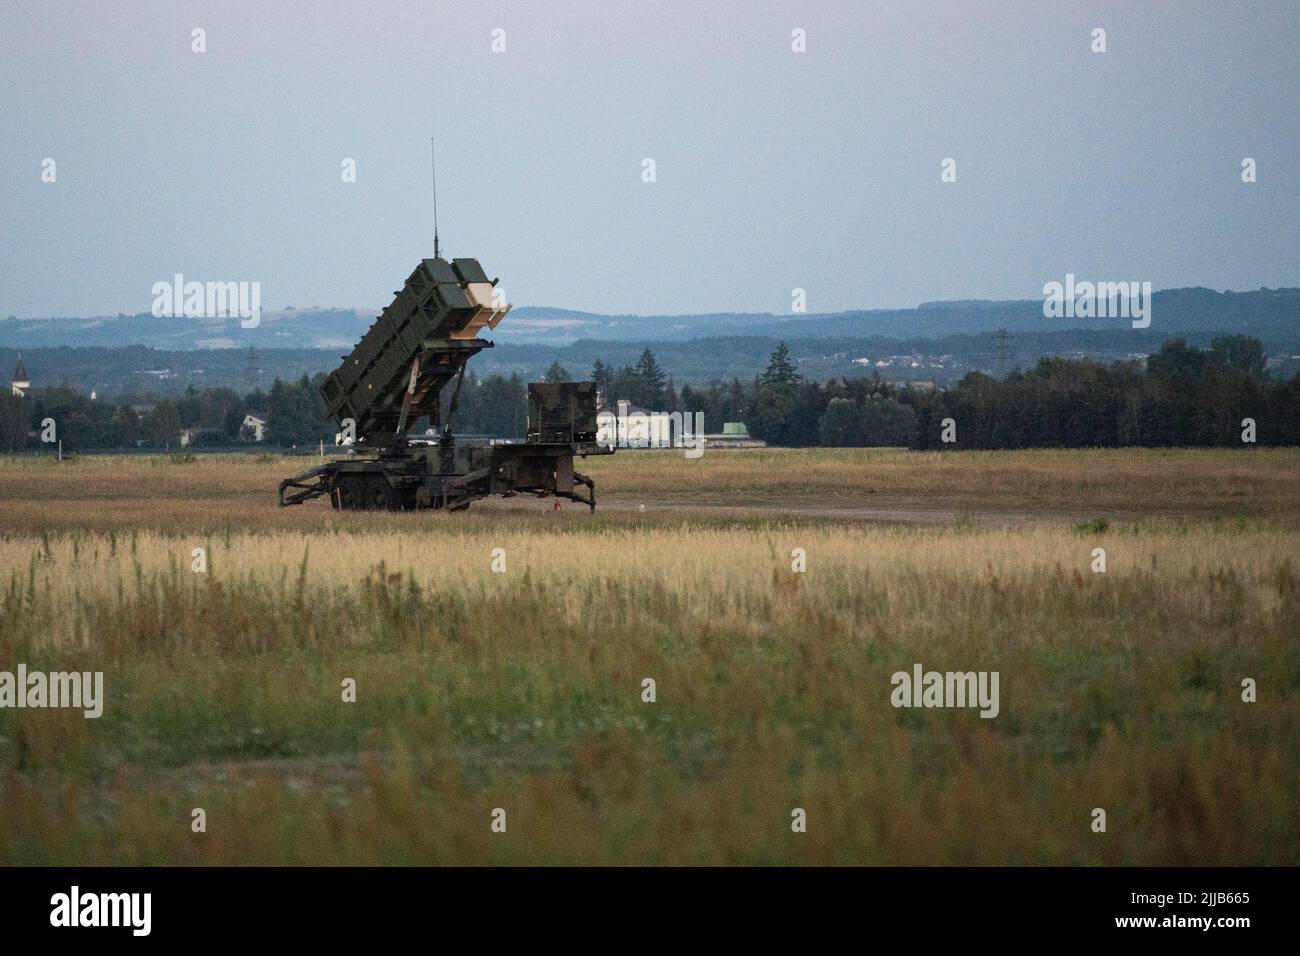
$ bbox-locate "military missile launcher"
[278,256,610,512]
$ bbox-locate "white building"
[596,401,702,449]
[242,413,267,442]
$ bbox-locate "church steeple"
[11,357,30,397]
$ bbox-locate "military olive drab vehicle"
[278,256,611,511]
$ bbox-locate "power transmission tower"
[245,346,259,394]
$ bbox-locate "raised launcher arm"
[278,256,613,512]
[321,257,511,446]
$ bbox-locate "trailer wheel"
[334,475,366,510]
[365,475,402,511]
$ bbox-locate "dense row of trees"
[590,350,672,410]
[0,369,537,451]
[445,371,528,437]
[575,335,1298,449]
[0,382,266,452]
[536,342,925,447]
[693,341,919,447]
[3,335,1295,452]
[909,336,1299,448]
[264,376,326,445]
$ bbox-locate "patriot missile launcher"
[278,256,610,511]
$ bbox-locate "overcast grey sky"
[1,0,1297,318]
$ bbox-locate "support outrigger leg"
[564,470,596,512]
[279,462,335,506]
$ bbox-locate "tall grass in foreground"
[0,521,1295,864]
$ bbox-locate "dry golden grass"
[2,523,1297,647]
[0,446,1296,533]
[591,446,1300,512]
[0,450,1296,865]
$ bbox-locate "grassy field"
[0,446,1297,532]
[0,448,1296,864]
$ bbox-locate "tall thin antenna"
[430,136,441,259]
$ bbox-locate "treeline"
[570,336,1299,449]
[681,342,919,447]
[0,369,535,451]
[0,380,291,452]
[4,335,1295,452]
[550,342,920,446]
[909,336,1300,449]
[673,335,1296,449]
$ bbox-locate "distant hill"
[481,286,1300,347]
[0,345,334,398]
[3,287,1297,352]
[6,324,1297,401]
[3,287,1295,396]
[0,308,367,352]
